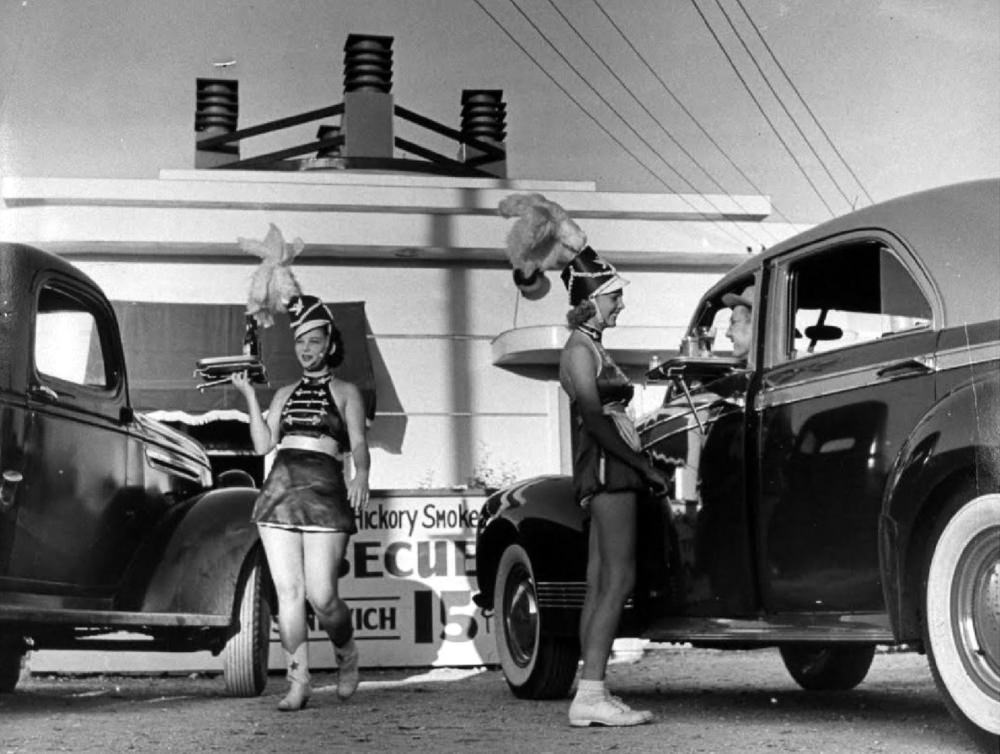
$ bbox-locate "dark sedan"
[474,179,1000,751]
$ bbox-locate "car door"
[641,277,760,617]
[755,235,938,613]
[6,274,139,598]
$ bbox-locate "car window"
[35,285,111,388]
[783,243,931,361]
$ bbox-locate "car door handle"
[29,384,60,401]
[876,356,936,381]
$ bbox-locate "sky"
[0,0,997,224]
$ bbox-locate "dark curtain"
[112,300,376,418]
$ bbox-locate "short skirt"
[251,448,357,533]
[572,417,646,509]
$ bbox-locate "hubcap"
[953,527,1000,691]
[505,567,539,667]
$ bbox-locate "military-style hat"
[286,294,336,339]
[559,246,629,306]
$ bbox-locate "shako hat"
[286,294,336,339]
[560,246,629,306]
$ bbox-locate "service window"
[34,285,113,389]
[782,242,931,361]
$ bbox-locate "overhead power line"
[712,0,856,211]
[590,0,793,230]
[689,0,838,219]
[474,0,752,248]
[734,0,875,206]
[545,0,779,245]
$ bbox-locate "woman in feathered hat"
[231,225,370,711]
[500,196,669,728]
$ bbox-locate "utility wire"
[472,0,680,195]
[689,0,838,219]
[594,0,794,228]
[545,0,774,246]
[734,0,874,206]
[712,0,855,211]
[478,0,749,247]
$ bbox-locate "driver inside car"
[721,285,754,362]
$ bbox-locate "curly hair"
[565,299,597,329]
[325,324,345,369]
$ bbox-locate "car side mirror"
[119,406,135,424]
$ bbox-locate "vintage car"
[0,243,271,696]
[474,179,999,749]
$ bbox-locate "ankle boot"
[334,637,359,700]
[277,644,311,711]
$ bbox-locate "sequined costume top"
[279,372,350,450]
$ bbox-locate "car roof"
[709,179,1000,328]
[0,242,101,290]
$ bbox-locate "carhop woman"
[498,195,669,728]
[232,293,371,712]
[558,248,669,727]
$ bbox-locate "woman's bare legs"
[303,531,351,644]
[258,525,311,710]
[303,531,359,699]
[569,491,651,726]
[579,491,637,681]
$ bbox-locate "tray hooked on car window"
[646,356,746,433]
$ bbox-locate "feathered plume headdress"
[239,223,304,328]
[498,193,587,300]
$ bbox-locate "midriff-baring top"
[279,373,350,450]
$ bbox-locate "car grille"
[535,581,587,608]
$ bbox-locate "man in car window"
[722,285,754,362]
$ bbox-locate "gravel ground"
[0,646,985,753]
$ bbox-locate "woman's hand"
[644,464,671,498]
[230,370,254,397]
[347,471,370,511]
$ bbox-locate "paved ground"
[0,646,984,753]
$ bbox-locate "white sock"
[575,679,606,699]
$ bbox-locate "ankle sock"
[575,679,606,700]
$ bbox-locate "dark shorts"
[573,426,645,508]
[251,448,357,533]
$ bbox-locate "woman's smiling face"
[294,326,331,369]
[594,290,625,327]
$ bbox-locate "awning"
[112,300,376,419]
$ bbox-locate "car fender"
[475,475,586,607]
[127,487,261,617]
[880,373,1000,640]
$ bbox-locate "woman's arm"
[337,380,371,510]
[232,372,289,455]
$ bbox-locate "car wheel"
[779,644,875,691]
[923,491,1000,747]
[222,550,272,697]
[0,643,26,693]
[494,544,578,699]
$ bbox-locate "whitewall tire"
[924,492,1000,745]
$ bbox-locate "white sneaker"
[568,693,653,727]
[607,694,653,723]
